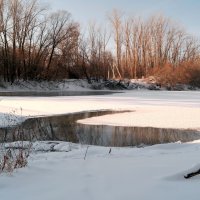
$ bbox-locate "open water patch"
[0,110,200,147]
[0,90,118,97]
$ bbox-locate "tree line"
[0,0,200,86]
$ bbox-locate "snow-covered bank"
[0,79,92,92]
[0,79,198,92]
[1,140,200,200]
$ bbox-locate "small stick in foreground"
[84,146,89,160]
[184,169,200,179]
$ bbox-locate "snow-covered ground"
[0,90,200,129]
[0,79,197,92]
[0,89,200,200]
[1,140,200,200]
[0,79,93,92]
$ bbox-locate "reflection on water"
[0,91,117,97]
[0,110,200,147]
[0,110,129,143]
[76,125,200,146]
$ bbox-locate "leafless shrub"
[0,148,29,173]
[150,63,200,88]
[0,109,32,174]
[150,64,177,88]
[186,65,200,87]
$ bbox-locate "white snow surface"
[0,90,200,129]
[1,140,200,200]
[0,89,200,199]
[0,79,92,92]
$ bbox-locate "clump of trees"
[0,1,200,87]
[108,10,200,84]
[0,0,79,82]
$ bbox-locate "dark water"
[0,110,130,142]
[0,91,117,97]
[1,110,200,147]
[76,125,200,146]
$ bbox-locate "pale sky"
[42,0,200,37]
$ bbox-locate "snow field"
[0,90,200,200]
[1,140,200,200]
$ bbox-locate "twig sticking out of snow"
[184,169,200,179]
[84,146,89,160]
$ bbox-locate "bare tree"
[45,11,73,74]
[109,9,123,78]
[0,2,199,85]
